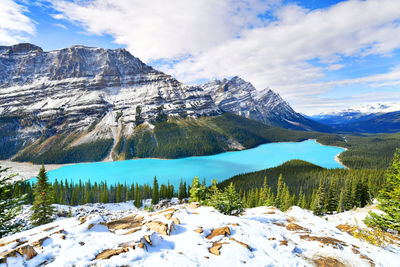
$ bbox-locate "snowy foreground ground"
[1,202,400,267]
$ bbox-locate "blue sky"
[1,0,400,114]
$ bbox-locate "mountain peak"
[0,43,43,53]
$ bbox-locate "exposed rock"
[279,240,288,246]
[143,235,152,246]
[313,257,346,267]
[360,254,375,266]
[164,213,174,220]
[194,227,203,234]
[209,242,228,256]
[0,44,220,162]
[285,222,310,232]
[336,224,353,234]
[107,215,144,230]
[172,217,180,225]
[79,242,85,246]
[299,235,347,249]
[31,236,49,249]
[79,215,88,224]
[146,221,169,235]
[200,76,331,132]
[94,248,128,260]
[137,242,148,251]
[206,226,231,240]
[123,228,142,235]
[229,238,251,251]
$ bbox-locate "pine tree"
[297,187,304,207]
[152,176,159,205]
[0,167,26,238]
[313,179,326,216]
[71,187,78,206]
[281,186,291,211]
[275,174,284,209]
[343,179,353,211]
[134,183,141,208]
[189,177,206,203]
[30,166,54,226]
[116,183,122,203]
[365,149,400,232]
[178,179,185,200]
[212,183,243,216]
[326,177,338,214]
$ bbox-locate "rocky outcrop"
[201,76,332,132]
[0,43,220,160]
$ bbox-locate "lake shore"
[313,139,348,169]
[0,160,69,182]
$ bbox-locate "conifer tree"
[281,186,291,211]
[313,179,326,216]
[0,167,26,238]
[222,183,244,216]
[326,177,338,214]
[297,187,304,207]
[275,174,284,208]
[343,180,353,211]
[365,149,400,232]
[152,176,159,205]
[116,183,122,203]
[178,179,185,200]
[71,187,78,206]
[189,177,206,203]
[31,166,54,226]
[300,194,307,209]
[134,183,141,208]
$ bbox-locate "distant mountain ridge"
[201,76,332,132]
[311,108,400,133]
[0,43,328,163]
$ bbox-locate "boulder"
[146,221,169,235]
[94,248,128,260]
[286,223,310,232]
[209,242,228,256]
[172,217,180,225]
[143,235,152,245]
[206,226,231,240]
[107,215,144,230]
[194,227,203,234]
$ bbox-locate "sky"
[1,0,400,115]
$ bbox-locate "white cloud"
[53,23,67,30]
[48,0,277,61]
[48,0,400,113]
[0,0,35,45]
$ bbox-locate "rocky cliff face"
[0,44,329,162]
[0,43,219,160]
[201,76,331,132]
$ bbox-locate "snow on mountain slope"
[201,77,332,132]
[0,43,220,160]
[1,203,398,266]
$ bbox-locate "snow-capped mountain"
[0,43,220,160]
[310,103,400,133]
[1,203,399,266]
[0,43,330,163]
[201,76,332,132]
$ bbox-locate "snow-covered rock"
[201,76,331,132]
[1,203,399,266]
[0,43,220,159]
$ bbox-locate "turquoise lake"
[45,139,344,187]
